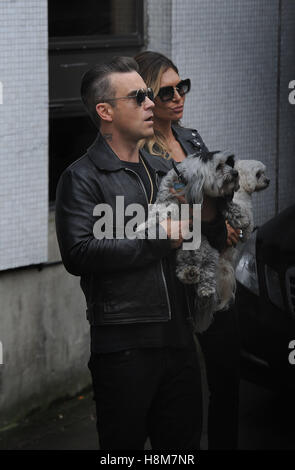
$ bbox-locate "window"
[49,0,139,38]
[48,0,144,204]
[49,114,97,202]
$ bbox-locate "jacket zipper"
[124,166,172,320]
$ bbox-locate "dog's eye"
[225,156,235,168]
[216,163,223,171]
[256,171,262,179]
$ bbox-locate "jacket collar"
[87,132,124,171]
[172,123,209,158]
[172,123,195,141]
[172,124,196,156]
[87,132,172,174]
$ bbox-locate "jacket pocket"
[100,263,169,324]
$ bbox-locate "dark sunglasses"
[157,79,191,102]
[105,88,154,106]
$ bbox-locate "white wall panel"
[0,0,48,270]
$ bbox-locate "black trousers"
[88,347,203,450]
[198,306,240,450]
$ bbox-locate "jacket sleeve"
[55,168,173,276]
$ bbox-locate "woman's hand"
[226,220,241,246]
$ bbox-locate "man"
[55,56,202,450]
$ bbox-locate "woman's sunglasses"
[105,88,154,107]
[157,78,191,102]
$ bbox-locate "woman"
[135,50,241,450]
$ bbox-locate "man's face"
[108,71,155,142]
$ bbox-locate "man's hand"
[166,187,196,248]
[160,217,192,249]
[170,187,186,205]
[169,187,195,217]
[226,221,241,246]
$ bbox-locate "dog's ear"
[185,172,205,204]
[199,150,221,162]
[225,154,235,168]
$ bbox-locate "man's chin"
[141,129,155,139]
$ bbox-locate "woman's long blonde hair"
[134,51,180,159]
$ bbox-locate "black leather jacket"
[171,124,209,156]
[55,131,184,326]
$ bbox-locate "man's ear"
[95,102,113,123]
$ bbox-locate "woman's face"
[154,67,186,122]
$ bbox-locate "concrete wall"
[0,214,90,428]
[146,0,295,225]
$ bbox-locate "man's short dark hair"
[81,56,139,129]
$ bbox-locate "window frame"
[48,0,144,51]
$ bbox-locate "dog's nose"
[231,169,239,178]
[265,177,270,185]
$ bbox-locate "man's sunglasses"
[105,88,154,106]
[157,79,191,102]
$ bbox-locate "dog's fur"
[137,151,252,333]
[233,160,270,235]
[222,159,270,277]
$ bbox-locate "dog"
[222,159,270,274]
[233,159,270,235]
[136,150,251,333]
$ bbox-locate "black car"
[235,204,295,389]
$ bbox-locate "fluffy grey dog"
[137,151,251,333]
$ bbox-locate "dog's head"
[171,150,239,204]
[201,150,240,199]
[235,160,270,194]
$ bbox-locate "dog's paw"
[197,284,216,298]
[176,265,200,284]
